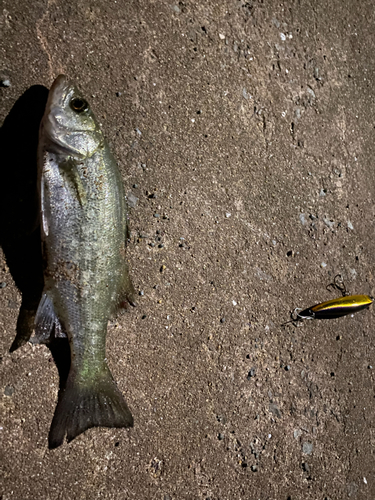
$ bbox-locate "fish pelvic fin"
[48,364,133,449]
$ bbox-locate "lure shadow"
[0,85,71,390]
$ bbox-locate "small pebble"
[269,403,281,418]
[142,315,147,319]
[323,217,334,228]
[302,462,310,474]
[0,78,11,87]
[139,290,144,296]
[127,192,138,208]
[116,91,122,97]
[133,184,138,189]
[302,442,313,455]
[0,282,6,288]
[242,88,251,100]
[220,317,225,323]
[158,244,164,248]
[306,86,315,98]
[251,465,258,472]
[247,367,256,379]
[153,213,160,218]
[4,385,14,396]
[218,433,224,440]
[299,213,306,225]
[293,429,302,439]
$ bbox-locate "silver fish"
[36,75,136,448]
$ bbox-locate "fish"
[36,75,136,448]
[296,294,374,320]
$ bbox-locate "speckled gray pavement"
[1,1,375,498]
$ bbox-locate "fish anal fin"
[34,291,66,344]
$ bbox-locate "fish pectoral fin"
[59,158,87,206]
[34,292,66,344]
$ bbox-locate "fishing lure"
[294,294,374,320]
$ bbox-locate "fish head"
[41,75,103,158]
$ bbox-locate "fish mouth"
[45,74,73,120]
[41,75,76,153]
[48,74,70,106]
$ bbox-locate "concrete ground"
[1,0,375,498]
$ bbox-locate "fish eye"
[70,97,89,113]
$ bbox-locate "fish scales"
[36,75,136,448]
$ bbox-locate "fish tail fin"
[48,365,133,449]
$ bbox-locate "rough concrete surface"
[1,0,375,498]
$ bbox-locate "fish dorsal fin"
[110,260,137,318]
